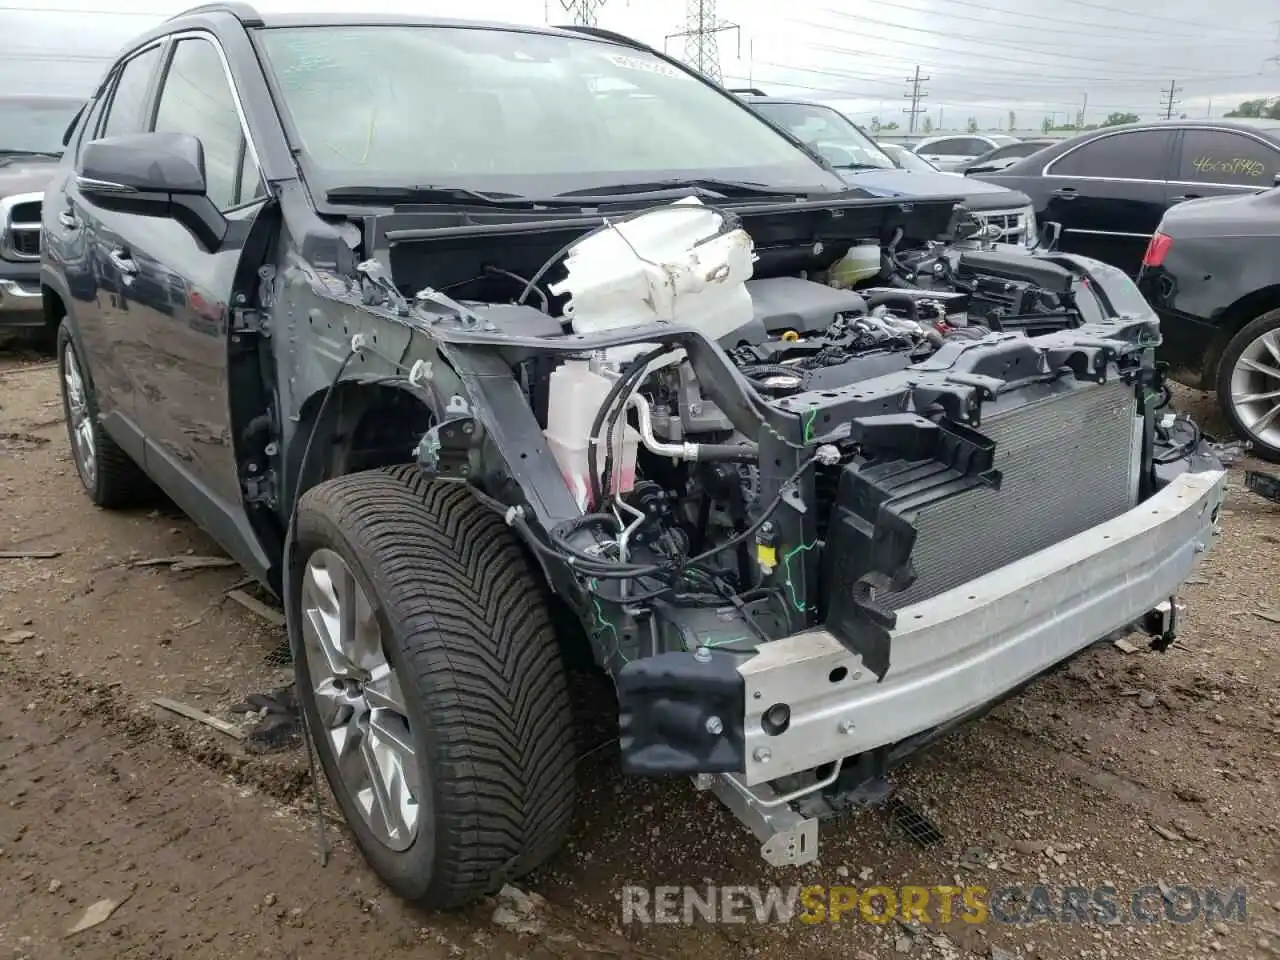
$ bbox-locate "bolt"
[838,719,856,735]
[693,646,712,662]
[705,716,724,736]
[462,422,474,434]
[753,747,771,763]
[760,521,774,536]
[689,402,703,416]
[264,442,278,457]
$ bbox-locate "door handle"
[108,249,137,275]
[1171,194,1201,202]
[58,211,80,230]
[1051,187,1078,199]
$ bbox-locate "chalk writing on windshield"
[1191,155,1267,178]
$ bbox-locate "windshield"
[255,26,841,197]
[750,101,896,171]
[0,98,82,156]
[882,143,940,173]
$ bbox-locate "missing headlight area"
[381,194,1224,870]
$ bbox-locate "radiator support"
[821,377,1141,681]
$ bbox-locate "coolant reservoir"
[829,240,882,289]
[543,359,639,511]
[547,197,756,343]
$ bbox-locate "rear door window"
[1175,129,1280,187]
[1047,130,1175,180]
[922,137,969,156]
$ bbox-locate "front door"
[1039,128,1177,276]
[107,33,271,568]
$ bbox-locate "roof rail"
[556,25,647,50]
[167,2,264,26]
[727,87,768,96]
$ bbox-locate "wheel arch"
[1202,284,1280,386]
[285,378,440,516]
[280,377,594,670]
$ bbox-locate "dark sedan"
[1138,187,1280,462]
[974,119,1280,276]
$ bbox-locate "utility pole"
[902,66,930,134]
[1160,80,1182,120]
[1077,92,1088,128]
[664,0,740,82]
[558,0,605,25]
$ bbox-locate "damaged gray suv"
[40,3,1226,908]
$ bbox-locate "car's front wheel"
[1218,309,1280,463]
[288,465,577,908]
[56,320,153,507]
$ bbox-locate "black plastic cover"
[821,413,1000,681]
[617,649,746,775]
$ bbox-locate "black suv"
[41,3,1225,908]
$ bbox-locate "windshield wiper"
[0,149,61,160]
[325,184,539,207]
[833,162,893,171]
[552,178,813,200]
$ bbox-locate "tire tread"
[296,465,576,906]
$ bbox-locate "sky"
[1,0,1277,132]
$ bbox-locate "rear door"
[1039,128,1177,276]
[124,32,271,556]
[1169,127,1280,204]
[60,43,165,441]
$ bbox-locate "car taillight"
[1142,231,1173,268]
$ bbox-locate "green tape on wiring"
[587,578,626,664]
[782,541,819,613]
[803,405,818,443]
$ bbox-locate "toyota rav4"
[40,3,1225,909]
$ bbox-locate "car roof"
[1058,117,1280,138]
[124,7,641,55]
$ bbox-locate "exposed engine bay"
[388,194,1212,783]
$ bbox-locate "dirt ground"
[1,343,1277,960]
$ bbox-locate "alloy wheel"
[62,341,97,491]
[1229,327,1280,450]
[300,547,421,851]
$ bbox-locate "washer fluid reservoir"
[547,197,756,344]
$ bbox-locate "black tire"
[1216,309,1280,464]
[56,320,155,508]
[289,465,577,908]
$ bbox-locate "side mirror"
[77,132,226,251]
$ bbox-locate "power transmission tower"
[556,0,605,26]
[1160,80,1182,120]
[664,0,740,82]
[902,66,929,134]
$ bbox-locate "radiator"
[887,378,1141,608]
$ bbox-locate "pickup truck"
[41,3,1225,909]
[0,94,84,339]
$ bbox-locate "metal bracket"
[231,306,266,335]
[1145,597,1183,652]
[242,470,277,507]
[707,773,819,867]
